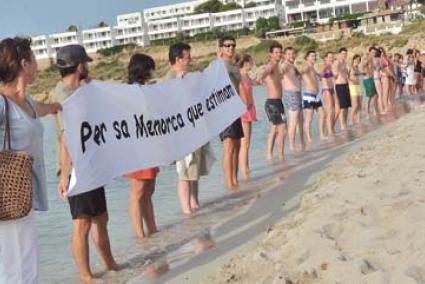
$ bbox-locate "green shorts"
[363,77,376,98]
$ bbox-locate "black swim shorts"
[265,99,287,125]
[303,100,323,110]
[220,118,244,141]
[68,187,107,220]
[335,83,352,109]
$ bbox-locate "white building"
[30,0,405,60]
[281,0,379,23]
[114,12,149,46]
[31,35,50,60]
[82,27,114,54]
[48,31,81,58]
[181,13,213,37]
[144,0,206,21]
[147,17,181,41]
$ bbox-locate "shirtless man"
[280,47,304,152]
[256,41,287,160]
[332,47,351,130]
[362,46,378,116]
[301,51,326,143]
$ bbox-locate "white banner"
[62,59,245,196]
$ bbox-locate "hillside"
[30,19,425,102]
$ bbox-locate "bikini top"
[381,58,389,69]
[322,69,334,79]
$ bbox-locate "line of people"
[252,43,425,161]
[1,34,425,284]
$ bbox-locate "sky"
[0,0,184,39]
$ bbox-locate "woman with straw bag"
[0,37,61,284]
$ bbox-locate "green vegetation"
[245,2,257,8]
[255,16,280,38]
[330,12,370,22]
[294,36,318,51]
[96,43,137,57]
[96,21,108,28]
[193,0,242,14]
[66,25,78,32]
[288,21,312,28]
[244,40,276,53]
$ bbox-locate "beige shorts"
[177,146,209,181]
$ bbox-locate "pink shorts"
[241,106,257,122]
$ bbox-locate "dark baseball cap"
[56,44,93,68]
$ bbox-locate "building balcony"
[115,32,144,39]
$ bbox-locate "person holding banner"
[53,45,118,283]
[0,37,61,284]
[164,42,214,214]
[126,53,159,238]
[218,36,248,189]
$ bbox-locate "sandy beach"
[161,98,425,284]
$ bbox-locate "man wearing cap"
[54,45,118,283]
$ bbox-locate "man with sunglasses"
[217,36,248,189]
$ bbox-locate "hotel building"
[30,0,403,60]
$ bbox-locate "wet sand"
[153,96,425,284]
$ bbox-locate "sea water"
[34,85,416,283]
[37,86,276,283]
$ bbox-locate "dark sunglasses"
[223,44,236,48]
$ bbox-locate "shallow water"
[20,87,425,283]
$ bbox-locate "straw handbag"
[0,95,33,220]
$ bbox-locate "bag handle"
[1,95,11,150]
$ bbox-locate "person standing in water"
[281,47,304,152]
[126,53,159,239]
[164,42,213,213]
[236,54,257,178]
[406,53,417,95]
[393,53,404,98]
[256,41,287,160]
[218,36,247,189]
[301,50,326,142]
[379,47,395,112]
[348,54,363,125]
[332,47,351,130]
[321,52,336,136]
[55,45,118,284]
[373,48,383,113]
[362,47,378,117]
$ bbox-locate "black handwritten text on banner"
[61,59,245,196]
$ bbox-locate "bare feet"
[319,135,328,140]
[307,138,314,144]
[81,275,106,284]
[190,204,200,212]
[266,152,273,160]
[240,170,250,179]
[106,261,119,272]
